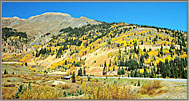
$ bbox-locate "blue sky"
[2,2,187,31]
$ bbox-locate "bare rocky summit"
[2,12,101,40]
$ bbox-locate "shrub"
[86,83,139,99]
[70,86,77,94]
[67,89,71,96]
[63,91,66,97]
[137,80,140,86]
[88,76,91,81]
[72,72,76,83]
[57,84,72,89]
[18,86,60,99]
[4,69,8,74]
[18,84,23,93]
[2,87,17,99]
[139,80,163,95]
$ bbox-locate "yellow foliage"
[86,82,139,99]
[72,37,76,40]
[112,38,116,42]
[32,45,42,49]
[17,63,23,65]
[67,45,70,48]
[20,54,33,62]
[121,35,128,38]
[145,42,151,45]
[31,68,37,72]
[20,75,24,78]
[163,50,169,54]
[18,86,60,99]
[148,51,158,57]
[128,33,134,36]
[140,69,144,74]
[154,60,160,66]
[28,66,32,69]
[180,54,187,58]
[146,69,149,73]
[159,58,165,63]
[94,35,97,38]
[141,31,147,34]
[144,58,152,64]
[101,42,107,47]
[9,36,19,40]
[165,55,175,61]
[114,65,119,70]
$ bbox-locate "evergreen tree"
[81,78,83,84]
[71,72,76,83]
[134,43,137,53]
[117,67,121,75]
[143,48,146,52]
[161,64,167,78]
[143,68,148,78]
[25,62,27,66]
[18,84,23,93]
[140,55,144,66]
[4,69,8,74]
[137,80,140,86]
[63,91,67,97]
[104,61,107,67]
[78,68,82,76]
[160,44,163,56]
[179,42,182,54]
[84,68,86,76]
[67,89,71,96]
[113,66,115,71]
[28,82,31,89]
[131,70,135,77]
[65,60,68,65]
[141,40,143,45]
[44,70,48,74]
[103,61,107,72]
[121,67,125,75]
[88,76,91,81]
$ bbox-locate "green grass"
[2,64,36,75]
[93,77,153,86]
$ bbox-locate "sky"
[2,2,187,31]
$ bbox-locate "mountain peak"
[2,16,25,21]
[12,16,20,19]
[41,12,71,17]
[2,12,101,40]
[28,12,72,20]
[80,16,88,19]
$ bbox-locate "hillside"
[2,27,32,62]
[2,12,187,78]
[7,21,186,78]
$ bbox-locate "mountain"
[2,12,101,41]
[2,12,101,61]
[2,12,187,78]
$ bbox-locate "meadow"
[2,64,187,99]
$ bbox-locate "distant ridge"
[2,12,101,40]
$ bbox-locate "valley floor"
[1,64,187,99]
